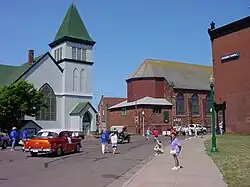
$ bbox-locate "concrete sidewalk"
[122,136,227,187]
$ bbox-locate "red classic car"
[23,129,82,157]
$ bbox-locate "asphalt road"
[0,135,173,187]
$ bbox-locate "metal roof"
[128,59,213,91]
[109,96,172,109]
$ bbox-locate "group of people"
[146,127,182,170]
[8,127,29,150]
[100,130,118,154]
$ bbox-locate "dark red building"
[99,59,212,134]
[208,16,250,134]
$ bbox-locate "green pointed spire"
[50,3,95,47]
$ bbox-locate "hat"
[12,127,17,130]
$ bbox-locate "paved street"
[0,135,172,187]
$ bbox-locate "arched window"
[73,68,78,91]
[176,93,185,115]
[36,83,56,121]
[80,69,84,92]
[191,94,199,115]
[205,94,211,114]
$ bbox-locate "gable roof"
[127,59,212,91]
[70,102,97,115]
[0,52,63,87]
[49,3,95,48]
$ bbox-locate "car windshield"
[36,131,58,138]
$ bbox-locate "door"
[82,112,91,136]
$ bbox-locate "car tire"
[75,144,81,153]
[56,147,62,157]
[2,141,8,149]
[30,152,38,157]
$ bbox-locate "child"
[170,132,181,170]
[154,139,164,156]
[146,128,151,140]
[110,132,118,154]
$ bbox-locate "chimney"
[28,50,34,65]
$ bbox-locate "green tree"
[0,80,46,131]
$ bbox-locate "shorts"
[112,143,117,148]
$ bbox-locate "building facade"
[99,59,212,134]
[0,4,97,135]
[208,16,250,134]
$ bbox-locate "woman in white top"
[110,132,118,154]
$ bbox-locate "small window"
[153,107,161,114]
[102,110,105,116]
[77,48,81,60]
[72,47,77,60]
[121,108,127,116]
[59,47,62,60]
[54,50,57,61]
[82,49,87,61]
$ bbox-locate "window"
[176,93,185,115]
[80,69,84,92]
[82,49,87,61]
[102,110,105,116]
[77,48,82,60]
[36,84,56,121]
[164,111,169,122]
[153,107,161,114]
[121,108,127,116]
[54,50,57,61]
[205,94,211,114]
[59,47,62,60]
[73,68,78,91]
[191,94,199,115]
[54,47,62,61]
[72,47,77,60]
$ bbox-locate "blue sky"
[0,0,249,107]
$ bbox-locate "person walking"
[170,132,182,170]
[110,132,118,154]
[101,130,109,154]
[21,129,28,142]
[153,128,159,140]
[10,127,18,151]
[146,127,151,140]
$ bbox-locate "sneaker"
[177,166,181,169]
[172,167,178,170]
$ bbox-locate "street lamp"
[209,74,218,153]
[142,111,145,136]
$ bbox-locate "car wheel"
[30,152,38,157]
[56,147,62,156]
[75,144,81,153]
[2,141,8,149]
[127,137,130,143]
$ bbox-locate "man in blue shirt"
[10,127,18,150]
[101,130,109,154]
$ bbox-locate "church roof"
[127,59,213,91]
[0,54,44,87]
[0,53,63,87]
[50,3,94,47]
[70,102,97,115]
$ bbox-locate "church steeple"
[49,3,95,48]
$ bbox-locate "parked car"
[181,124,207,135]
[108,126,131,144]
[23,129,82,157]
[0,132,11,149]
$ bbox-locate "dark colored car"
[0,132,11,149]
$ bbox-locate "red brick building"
[208,16,250,134]
[99,59,212,134]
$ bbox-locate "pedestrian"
[101,130,109,154]
[184,125,189,140]
[10,127,18,151]
[21,129,28,142]
[146,127,151,140]
[110,132,118,154]
[170,132,182,170]
[153,128,159,140]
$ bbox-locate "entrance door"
[82,112,91,136]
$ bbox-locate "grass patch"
[205,134,250,187]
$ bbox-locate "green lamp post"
[209,74,218,153]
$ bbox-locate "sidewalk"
[122,136,227,187]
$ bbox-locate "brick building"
[208,16,250,134]
[99,59,212,134]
